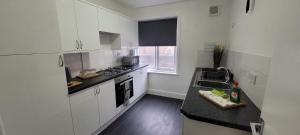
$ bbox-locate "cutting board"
[199,90,246,109]
[77,73,99,80]
[68,81,83,88]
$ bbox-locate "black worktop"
[180,67,261,132]
[68,65,148,95]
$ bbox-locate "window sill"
[147,70,179,76]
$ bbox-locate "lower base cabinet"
[130,67,148,103]
[69,67,148,135]
[183,116,251,135]
[69,80,116,135]
[69,87,100,135]
[98,80,116,127]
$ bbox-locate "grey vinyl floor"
[99,94,183,135]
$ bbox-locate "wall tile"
[223,50,271,108]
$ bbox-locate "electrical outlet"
[248,72,257,85]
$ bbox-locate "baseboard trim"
[147,89,186,100]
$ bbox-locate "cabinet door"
[0,0,62,55]
[98,8,121,34]
[56,0,79,52]
[75,1,101,51]
[0,54,74,135]
[70,87,100,135]
[120,17,139,49]
[98,80,117,126]
[120,17,130,49]
[128,19,139,47]
[130,71,139,103]
[135,67,148,98]
[140,67,148,94]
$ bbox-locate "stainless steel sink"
[193,68,232,90]
[194,80,231,90]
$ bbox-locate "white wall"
[259,0,300,134]
[225,0,279,108]
[228,0,276,57]
[134,0,231,99]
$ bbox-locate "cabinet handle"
[58,55,64,67]
[80,40,83,49]
[94,88,97,96]
[76,40,79,49]
[97,88,100,95]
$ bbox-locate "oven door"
[115,78,134,108]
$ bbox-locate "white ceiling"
[113,0,187,8]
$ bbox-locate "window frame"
[139,46,178,75]
[138,16,180,75]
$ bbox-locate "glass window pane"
[138,47,156,69]
[158,46,176,71]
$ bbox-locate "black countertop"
[68,65,148,95]
[180,67,261,132]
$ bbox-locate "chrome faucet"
[217,67,230,83]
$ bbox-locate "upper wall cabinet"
[111,16,138,50]
[98,8,121,34]
[121,17,139,48]
[56,0,79,52]
[56,0,101,53]
[0,0,62,55]
[75,1,101,51]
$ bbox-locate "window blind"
[138,18,177,46]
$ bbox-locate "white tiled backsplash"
[64,48,130,78]
[223,50,272,109]
[64,53,90,78]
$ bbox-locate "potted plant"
[213,44,225,68]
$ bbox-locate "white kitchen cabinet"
[69,87,100,135]
[131,67,148,102]
[0,0,62,55]
[56,0,79,52]
[183,116,250,135]
[56,0,101,52]
[112,16,138,50]
[98,8,121,34]
[122,17,139,48]
[0,54,74,135]
[137,67,148,97]
[69,79,117,134]
[75,0,101,51]
[98,80,117,126]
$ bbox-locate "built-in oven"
[115,74,134,108]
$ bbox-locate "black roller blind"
[139,18,177,46]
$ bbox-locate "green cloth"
[211,89,228,99]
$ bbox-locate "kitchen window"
[139,46,177,73]
[138,18,178,74]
